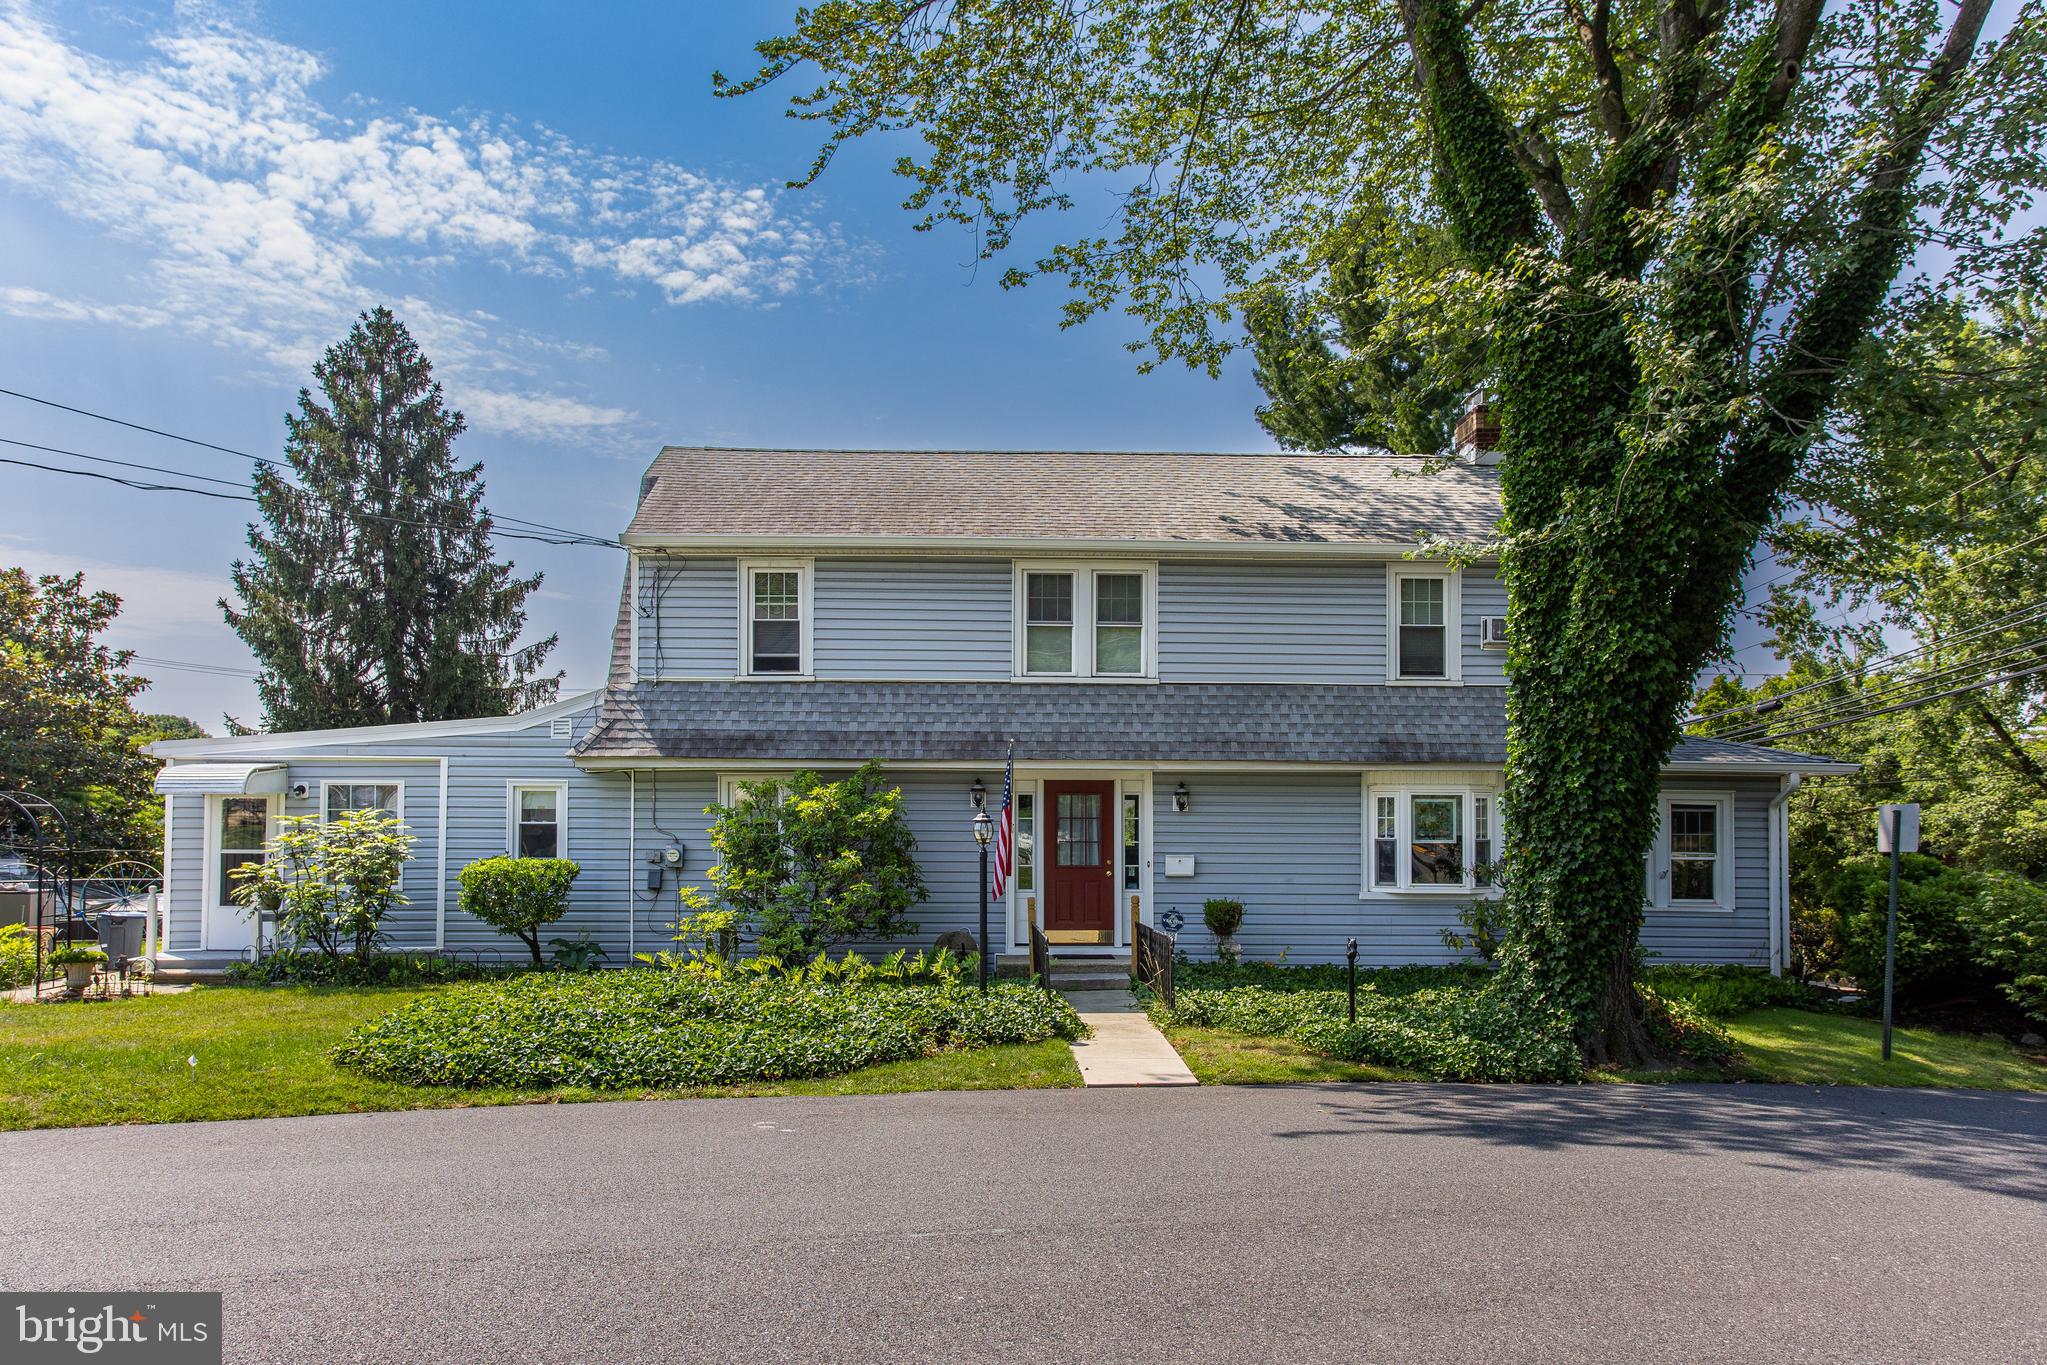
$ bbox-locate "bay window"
[1363,782,1498,894]
[1015,563,1153,678]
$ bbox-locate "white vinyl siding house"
[150,446,1850,974]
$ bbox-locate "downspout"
[1766,774,1803,977]
[628,770,637,964]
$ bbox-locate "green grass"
[0,986,1081,1131]
[1162,1025,1425,1084]
[1716,1007,2047,1090]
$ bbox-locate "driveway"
[7,1085,2044,1363]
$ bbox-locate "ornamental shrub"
[1154,981,1582,1082]
[1636,989,1737,1069]
[221,949,521,986]
[0,923,37,989]
[331,973,1085,1089]
[457,856,583,967]
[1641,964,1826,1018]
[1826,855,1984,1002]
[1202,898,1244,957]
[1959,874,2047,1025]
[683,761,926,962]
[231,810,414,962]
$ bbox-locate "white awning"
[153,762,289,796]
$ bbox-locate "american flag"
[990,741,1015,899]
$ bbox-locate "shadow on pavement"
[1271,1085,2047,1202]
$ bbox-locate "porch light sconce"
[969,777,987,811]
[1173,782,1191,814]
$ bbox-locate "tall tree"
[724,0,2041,1061]
[0,569,150,853]
[224,307,560,731]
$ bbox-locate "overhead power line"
[1753,660,2047,743]
[0,385,624,550]
[128,654,261,679]
[1712,632,2047,742]
[2,437,617,549]
[1689,596,2047,726]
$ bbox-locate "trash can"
[97,910,146,963]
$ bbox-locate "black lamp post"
[973,808,994,993]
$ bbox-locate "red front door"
[1043,781,1117,943]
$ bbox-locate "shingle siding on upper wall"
[1157,561,1386,682]
[814,558,1012,680]
[635,556,737,678]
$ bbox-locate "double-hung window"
[1016,564,1153,678]
[324,782,401,823]
[1650,792,1733,910]
[1364,782,1498,894]
[1390,567,1461,681]
[741,561,810,677]
[510,784,567,859]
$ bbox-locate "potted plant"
[47,943,108,995]
[1203,898,1245,962]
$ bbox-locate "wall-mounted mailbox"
[1163,855,1196,878]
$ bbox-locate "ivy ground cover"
[333,972,1086,1090]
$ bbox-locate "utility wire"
[1711,633,2047,741]
[1753,661,2047,743]
[2,441,614,548]
[0,385,624,549]
[1689,597,2047,725]
[128,654,261,679]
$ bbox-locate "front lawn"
[0,984,1082,1131]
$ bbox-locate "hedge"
[332,972,1086,1089]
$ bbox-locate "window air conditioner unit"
[1479,616,1509,650]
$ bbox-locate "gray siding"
[1461,566,1508,684]
[814,559,1011,679]
[1149,770,1780,967]
[636,556,737,678]
[164,792,206,951]
[1158,561,1385,682]
[1640,777,1776,968]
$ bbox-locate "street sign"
[1876,803,1920,854]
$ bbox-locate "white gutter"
[621,533,1448,560]
[1765,773,1803,977]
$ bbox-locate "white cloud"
[0,6,857,438]
[0,539,236,643]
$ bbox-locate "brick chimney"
[1453,390,1501,464]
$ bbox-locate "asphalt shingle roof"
[624,448,1504,546]
[571,681,1844,771]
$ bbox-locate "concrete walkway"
[1061,988,1198,1086]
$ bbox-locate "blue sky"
[1,0,1277,726]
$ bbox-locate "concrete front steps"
[995,954,1132,992]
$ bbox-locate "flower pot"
[62,962,96,994]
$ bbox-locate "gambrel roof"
[624,448,1503,548]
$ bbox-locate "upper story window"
[1649,792,1734,911]
[1015,563,1154,679]
[324,782,401,823]
[1364,781,1496,894]
[740,560,811,677]
[1390,566,1462,682]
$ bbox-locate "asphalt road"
[7,1084,2045,1363]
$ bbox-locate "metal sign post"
[1876,803,1921,1062]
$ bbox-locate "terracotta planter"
[62,962,96,994]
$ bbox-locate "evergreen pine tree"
[223,307,560,730]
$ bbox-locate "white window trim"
[717,772,798,805]
[1650,790,1736,913]
[737,558,815,680]
[506,781,570,859]
[1011,561,1158,681]
[319,779,405,825]
[1359,779,1498,896]
[1387,564,1463,684]
[200,792,280,951]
